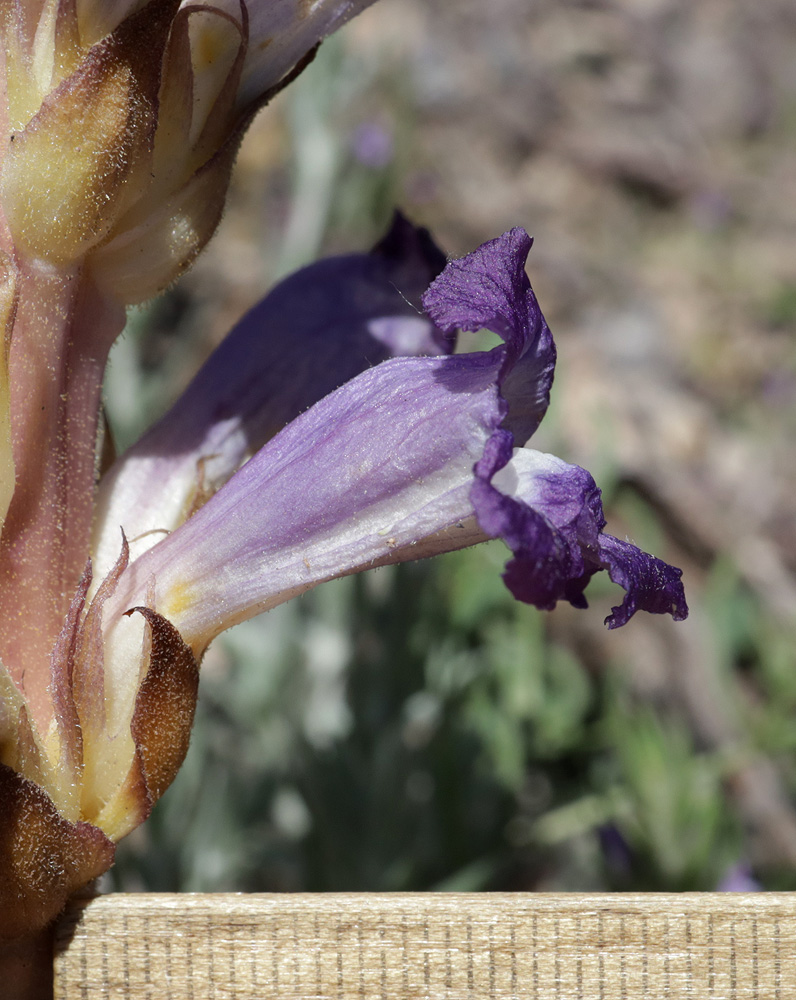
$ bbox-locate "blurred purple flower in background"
[351,120,395,168]
[717,863,762,893]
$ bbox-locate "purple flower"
[100,225,686,664]
[0,0,377,939]
[0,208,687,935]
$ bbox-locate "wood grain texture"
[54,892,796,999]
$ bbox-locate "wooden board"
[54,892,796,999]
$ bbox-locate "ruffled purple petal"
[475,446,688,627]
[597,533,689,629]
[425,228,686,627]
[93,215,447,579]
[423,227,556,444]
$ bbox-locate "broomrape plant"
[0,0,686,938]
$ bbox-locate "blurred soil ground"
[108,0,796,891]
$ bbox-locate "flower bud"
[89,2,249,301]
[0,0,377,303]
[0,0,249,300]
[0,2,176,269]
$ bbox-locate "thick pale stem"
[0,258,124,735]
[0,925,54,1000]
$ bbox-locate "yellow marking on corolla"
[162,578,196,621]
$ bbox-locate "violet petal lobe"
[424,227,685,626]
[597,533,689,629]
[473,442,596,611]
[477,447,688,626]
[422,226,556,444]
[93,215,447,581]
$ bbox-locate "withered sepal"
[128,606,200,803]
[83,606,200,844]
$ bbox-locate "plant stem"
[0,258,124,734]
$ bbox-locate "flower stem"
[0,258,124,734]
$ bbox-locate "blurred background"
[105,0,796,893]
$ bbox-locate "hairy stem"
[0,257,124,734]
